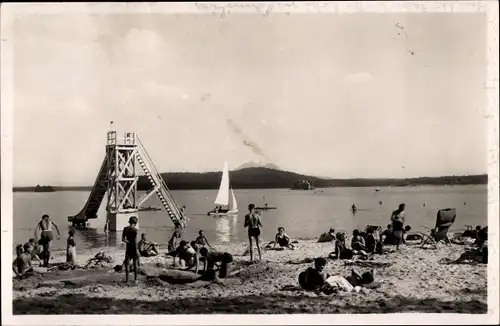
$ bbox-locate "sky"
[11,12,488,186]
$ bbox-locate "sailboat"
[207,161,239,216]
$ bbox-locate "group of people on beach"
[13,201,488,296]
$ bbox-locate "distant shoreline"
[13,172,488,192]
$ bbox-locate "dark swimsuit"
[123,226,139,259]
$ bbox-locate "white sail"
[230,188,238,211]
[214,161,230,206]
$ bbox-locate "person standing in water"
[122,216,140,283]
[390,203,406,250]
[104,220,110,235]
[244,204,262,262]
[34,214,61,267]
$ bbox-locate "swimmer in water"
[34,214,61,267]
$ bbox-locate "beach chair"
[420,208,456,249]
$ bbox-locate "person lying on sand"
[24,238,42,265]
[298,257,377,294]
[138,233,159,258]
[195,230,213,249]
[197,247,234,279]
[66,230,77,265]
[13,244,34,279]
[317,228,336,243]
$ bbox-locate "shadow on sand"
[13,292,486,314]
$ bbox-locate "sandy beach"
[12,239,487,314]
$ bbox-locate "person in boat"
[66,230,77,266]
[138,233,159,258]
[244,203,263,262]
[122,216,140,283]
[34,214,61,267]
[195,230,213,249]
[24,238,42,265]
[167,229,182,256]
[197,247,234,279]
[13,244,34,279]
[390,203,406,250]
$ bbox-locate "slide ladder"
[67,155,110,225]
[136,137,187,228]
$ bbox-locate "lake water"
[13,185,487,251]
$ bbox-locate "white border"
[1,1,498,325]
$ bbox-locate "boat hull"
[207,209,239,216]
[255,207,277,210]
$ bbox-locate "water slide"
[67,155,109,225]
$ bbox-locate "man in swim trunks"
[122,216,140,283]
[34,214,61,267]
[198,247,234,279]
[13,244,33,279]
[244,204,262,262]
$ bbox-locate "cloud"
[344,72,373,84]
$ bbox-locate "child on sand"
[122,216,140,283]
[66,230,77,265]
[138,233,159,257]
[351,229,366,251]
[24,238,42,265]
[13,244,33,279]
[167,230,181,256]
[174,241,198,268]
[244,204,262,262]
[198,247,234,279]
[195,230,213,249]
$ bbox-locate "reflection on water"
[214,214,239,243]
[72,227,120,250]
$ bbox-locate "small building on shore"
[291,179,313,190]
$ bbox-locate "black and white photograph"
[1,1,498,324]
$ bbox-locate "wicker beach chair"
[420,208,456,249]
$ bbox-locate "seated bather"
[13,244,34,279]
[173,241,197,268]
[317,228,336,243]
[453,238,488,264]
[138,233,159,257]
[24,238,42,264]
[351,229,367,251]
[381,224,396,245]
[166,230,181,257]
[364,227,383,254]
[329,233,354,260]
[266,227,295,250]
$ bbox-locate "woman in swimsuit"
[274,227,295,249]
[34,214,60,267]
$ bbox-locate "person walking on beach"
[244,204,262,262]
[122,216,140,283]
[34,214,61,267]
[391,203,406,250]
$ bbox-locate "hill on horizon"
[13,167,488,192]
[234,161,281,171]
[135,166,487,191]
